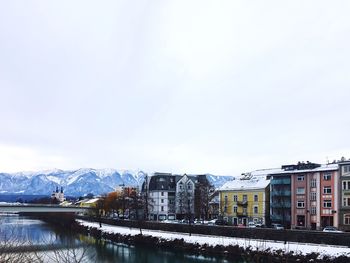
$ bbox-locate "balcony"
[237,211,248,217]
[237,200,248,206]
[271,202,291,208]
[271,179,291,185]
[271,190,291,197]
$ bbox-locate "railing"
[270,202,291,208]
[271,179,291,185]
[270,190,291,197]
[0,204,91,213]
[237,201,248,206]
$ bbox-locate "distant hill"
[0,169,234,197]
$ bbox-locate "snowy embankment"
[77,219,350,258]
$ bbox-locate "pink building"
[290,164,339,230]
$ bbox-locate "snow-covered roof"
[80,198,100,204]
[269,163,339,175]
[219,176,270,191]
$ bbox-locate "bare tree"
[0,224,93,263]
[194,175,214,221]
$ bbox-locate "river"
[0,214,248,263]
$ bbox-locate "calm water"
[0,214,248,263]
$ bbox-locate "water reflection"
[0,214,246,263]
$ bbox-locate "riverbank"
[76,219,350,262]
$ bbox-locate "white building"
[51,186,65,202]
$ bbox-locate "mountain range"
[0,169,234,197]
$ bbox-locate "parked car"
[248,222,256,228]
[322,226,343,233]
[180,219,194,224]
[214,219,227,225]
[271,223,284,230]
[207,219,217,226]
[255,223,266,228]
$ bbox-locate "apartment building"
[147,172,177,221]
[175,174,197,219]
[339,160,350,231]
[219,174,270,226]
[268,162,339,230]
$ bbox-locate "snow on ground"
[77,220,350,258]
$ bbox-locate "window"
[323,173,331,181]
[233,195,238,202]
[187,183,192,190]
[161,206,164,211]
[310,206,316,215]
[254,206,258,214]
[254,195,258,202]
[224,206,227,212]
[243,207,247,214]
[161,192,164,196]
[343,181,350,190]
[233,206,237,213]
[310,179,316,188]
[297,201,305,208]
[323,200,332,208]
[344,214,350,225]
[297,175,305,181]
[161,199,164,203]
[224,195,228,205]
[343,198,350,207]
[310,192,316,201]
[323,186,332,194]
[297,187,305,194]
[344,165,350,174]
[243,195,247,202]
[179,182,183,190]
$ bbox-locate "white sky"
[0,1,349,175]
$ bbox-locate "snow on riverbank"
[77,219,350,258]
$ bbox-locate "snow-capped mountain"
[0,168,147,197]
[0,169,234,197]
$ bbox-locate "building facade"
[219,175,270,226]
[147,172,177,221]
[144,173,213,221]
[51,186,65,202]
[175,174,196,219]
[339,160,350,231]
[268,173,291,228]
[268,162,339,230]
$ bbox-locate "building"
[143,172,213,221]
[219,173,270,226]
[147,172,177,221]
[51,186,65,203]
[268,171,291,228]
[175,174,197,220]
[268,162,339,230]
[338,159,350,231]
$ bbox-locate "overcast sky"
[0,1,349,175]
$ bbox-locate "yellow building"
[218,175,270,226]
